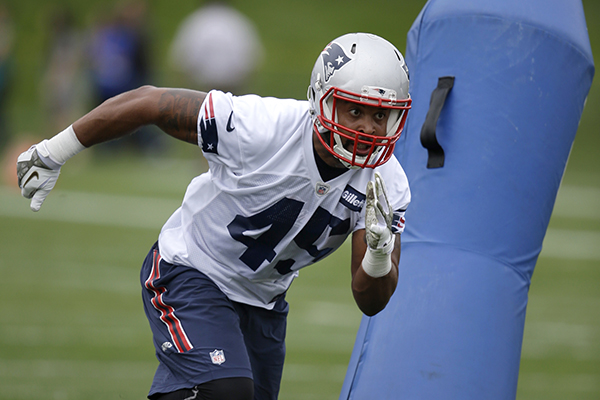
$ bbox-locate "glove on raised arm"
[362,172,395,278]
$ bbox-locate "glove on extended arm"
[17,125,85,211]
[362,172,395,277]
[17,141,62,212]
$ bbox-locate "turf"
[1,0,599,399]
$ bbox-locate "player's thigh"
[234,296,289,399]
[150,377,254,400]
[141,244,253,395]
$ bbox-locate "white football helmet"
[308,33,411,169]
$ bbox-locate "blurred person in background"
[40,7,88,133]
[0,2,14,154]
[169,0,264,94]
[88,0,165,157]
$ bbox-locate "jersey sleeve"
[383,157,411,234]
[383,156,410,234]
[197,90,243,173]
[197,90,310,176]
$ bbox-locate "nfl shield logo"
[210,349,226,365]
[315,182,330,196]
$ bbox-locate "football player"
[17,33,411,400]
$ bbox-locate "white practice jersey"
[158,90,411,309]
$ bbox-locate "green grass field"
[1,0,599,399]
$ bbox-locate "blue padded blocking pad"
[340,0,594,399]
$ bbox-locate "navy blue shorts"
[140,242,289,399]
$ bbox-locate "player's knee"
[201,377,254,399]
[150,377,254,400]
[149,388,195,400]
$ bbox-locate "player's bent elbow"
[352,284,396,316]
[354,296,390,317]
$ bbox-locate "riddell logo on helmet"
[322,42,352,82]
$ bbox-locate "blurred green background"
[0,0,598,399]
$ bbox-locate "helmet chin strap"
[313,124,352,169]
[333,140,363,169]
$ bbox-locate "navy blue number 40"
[227,197,351,274]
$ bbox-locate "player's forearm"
[351,231,400,316]
[72,86,158,147]
[72,86,204,147]
[352,268,398,316]
[352,253,399,316]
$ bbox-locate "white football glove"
[365,172,395,253]
[362,172,395,278]
[17,140,62,212]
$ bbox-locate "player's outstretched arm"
[17,86,207,211]
[350,172,401,316]
[73,86,206,147]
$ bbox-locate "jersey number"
[227,197,350,274]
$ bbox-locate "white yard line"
[2,184,599,259]
[0,186,181,230]
[540,228,600,261]
[553,185,600,221]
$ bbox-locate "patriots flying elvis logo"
[321,42,352,83]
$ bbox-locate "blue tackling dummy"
[340,0,594,399]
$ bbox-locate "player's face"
[335,99,390,156]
